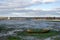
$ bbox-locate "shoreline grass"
[17,30,60,38]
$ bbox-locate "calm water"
[0,20,60,40]
[0,20,60,28]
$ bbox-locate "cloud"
[57,12,60,14]
[0,8,59,17]
[0,0,57,9]
[0,0,60,17]
[0,0,32,10]
[42,0,56,2]
[32,0,56,3]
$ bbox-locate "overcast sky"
[0,0,60,17]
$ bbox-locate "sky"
[0,0,60,17]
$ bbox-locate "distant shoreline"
[0,17,60,21]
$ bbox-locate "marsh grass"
[7,36,21,40]
[0,24,60,40]
[17,30,60,38]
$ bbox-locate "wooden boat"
[26,29,50,33]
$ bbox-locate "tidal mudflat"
[0,20,60,40]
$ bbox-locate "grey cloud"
[0,0,59,17]
[0,0,57,10]
[0,8,60,17]
[0,0,32,10]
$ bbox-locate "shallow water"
[0,20,60,28]
[0,20,60,40]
